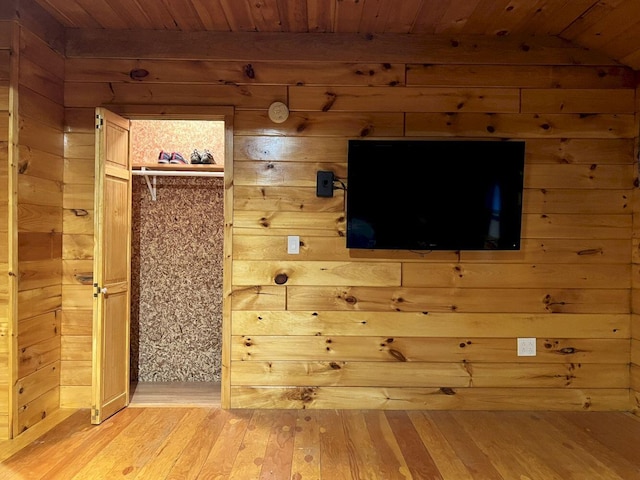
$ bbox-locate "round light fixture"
[268,101,289,123]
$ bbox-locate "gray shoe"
[201,149,215,164]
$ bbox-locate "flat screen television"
[346,139,525,250]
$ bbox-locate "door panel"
[92,108,131,425]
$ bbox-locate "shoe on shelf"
[158,151,171,164]
[169,152,187,164]
[190,149,202,164]
[201,149,215,164]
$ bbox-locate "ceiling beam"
[66,30,622,66]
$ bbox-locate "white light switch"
[287,235,300,254]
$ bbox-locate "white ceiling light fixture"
[268,101,289,123]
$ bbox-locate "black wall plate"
[316,170,334,197]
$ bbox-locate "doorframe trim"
[105,105,234,409]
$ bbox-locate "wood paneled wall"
[61,31,638,411]
[13,4,64,435]
[0,0,65,439]
[60,104,93,408]
[632,84,640,414]
[0,20,12,439]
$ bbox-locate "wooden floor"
[0,408,639,479]
[129,381,221,407]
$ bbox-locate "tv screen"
[346,139,525,250]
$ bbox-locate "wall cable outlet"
[316,171,334,197]
[517,338,536,356]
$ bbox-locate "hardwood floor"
[129,382,221,407]
[0,408,639,479]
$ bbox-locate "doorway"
[128,119,225,406]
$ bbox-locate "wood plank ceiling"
[34,0,640,70]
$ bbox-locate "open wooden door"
[91,108,132,424]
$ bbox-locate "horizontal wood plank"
[64,82,286,109]
[233,210,345,233]
[235,111,404,137]
[60,360,92,386]
[65,31,620,66]
[231,335,627,363]
[62,234,93,260]
[525,138,635,165]
[234,161,346,187]
[18,175,63,207]
[522,213,631,240]
[18,285,62,321]
[18,204,62,233]
[230,386,629,410]
[230,285,286,311]
[16,387,59,435]
[285,287,630,314]
[405,113,637,138]
[59,386,91,408]
[16,361,60,409]
[233,260,401,287]
[402,263,630,289]
[18,146,64,182]
[234,235,631,264]
[18,336,61,379]
[18,259,62,291]
[289,86,520,112]
[60,310,92,336]
[234,186,344,212]
[18,310,60,349]
[234,136,348,161]
[231,361,629,388]
[406,65,636,89]
[18,232,62,262]
[231,311,629,338]
[521,89,635,114]
[65,59,405,86]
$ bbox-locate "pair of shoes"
[158,151,171,164]
[158,151,187,164]
[190,149,216,164]
[169,152,187,164]
[190,149,202,164]
[201,149,215,164]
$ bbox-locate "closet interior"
[128,119,225,405]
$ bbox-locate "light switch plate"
[287,235,300,254]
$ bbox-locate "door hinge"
[91,407,99,422]
[96,114,104,130]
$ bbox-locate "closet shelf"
[132,165,224,201]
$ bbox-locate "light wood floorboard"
[129,381,221,407]
[0,408,639,479]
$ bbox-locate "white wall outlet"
[287,235,300,254]
[517,337,537,357]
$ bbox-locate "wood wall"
[0,0,65,438]
[61,32,638,411]
[0,19,12,438]
[13,2,64,435]
[633,83,640,414]
[60,97,93,408]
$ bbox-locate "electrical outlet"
[287,235,300,254]
[517,337,536,357]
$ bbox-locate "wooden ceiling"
[34,0,640,70]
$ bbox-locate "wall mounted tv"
[346,139,525,251]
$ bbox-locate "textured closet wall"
[131,120,224,166]
[131,176,224,382]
